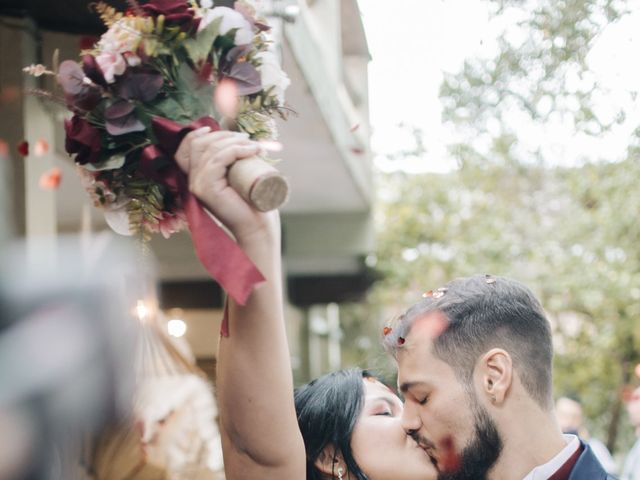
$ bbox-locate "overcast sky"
[357,0,640,173]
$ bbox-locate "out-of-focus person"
[622,386,640,480]
[556,396,618,475]
[0,235,140,480]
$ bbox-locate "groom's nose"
[400,399,422,434]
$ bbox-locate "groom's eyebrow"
[398,380,428,394]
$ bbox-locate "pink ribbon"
[141,116,264,311]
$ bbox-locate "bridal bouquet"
[25,0,291,304]
[50,0,289,240]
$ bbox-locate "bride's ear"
[314,445,346,478]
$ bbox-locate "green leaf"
[83,154,126,172]
[183,17,222,65]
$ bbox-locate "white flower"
[256,50,290,104]
[199,6,253,45]
[103,203,132,236]
[98,18,143,56]
[95,52,127,83]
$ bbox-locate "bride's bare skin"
[176,128,305,479]
[175,129,436,480]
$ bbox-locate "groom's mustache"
[409,430,437,451]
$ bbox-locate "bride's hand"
[175,128,279,245]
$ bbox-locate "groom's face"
[396,313,502,479]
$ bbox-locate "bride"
[175,129,437,480]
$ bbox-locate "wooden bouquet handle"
[228,156,289,212]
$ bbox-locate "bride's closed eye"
[374,409,392,416]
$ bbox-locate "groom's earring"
[338,467,344,480]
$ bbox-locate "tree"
[358,0,639,453]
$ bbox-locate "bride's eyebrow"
[369,396,400,410]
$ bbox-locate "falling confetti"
[350,145,365,155]
[622,385,635,403]
[33,139,49,156]
[422,290,433,298]
[0,86,21,104]
[350,123,360,133]
[432,287,448,299]
[39,167,62,190]
[214,78,239,118]
[383,326,392,336]
[17,140,29,156]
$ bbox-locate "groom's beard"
[437,403,503,480]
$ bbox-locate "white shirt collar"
[522,434,581,480]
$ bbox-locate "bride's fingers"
[204,141,261,170]
[174,126,213,172]
[189,131,246,166]
[190,134,253,171]
[188,141,261,197]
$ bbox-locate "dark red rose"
[141,0,199,32]
[82,54,108,88]
[64,115,102,164]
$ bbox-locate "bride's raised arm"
[175,129,306,480]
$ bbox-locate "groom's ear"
[478,348,513,405]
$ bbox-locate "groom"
[383,275,615,480]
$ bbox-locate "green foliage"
[183,17,222,64]
[125,177,167,242]
[83,153,126,172]
[353,0,639,455]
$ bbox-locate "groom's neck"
[488,401,567,480]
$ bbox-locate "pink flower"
[95,52,126,83]
[157,211,188,239]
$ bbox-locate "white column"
[22,21,58,261]
[326,302,341,371]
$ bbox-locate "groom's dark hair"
[383,275,554,409]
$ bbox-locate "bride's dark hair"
[294,368,374,480]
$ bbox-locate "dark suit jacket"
[569,441,617,480]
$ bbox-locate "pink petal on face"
[39,167,62,190]
[439,436,461,473]
[214,79,239,119]
[34,139,49,156]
